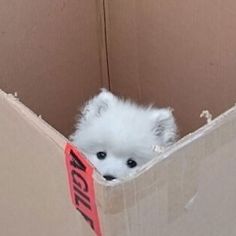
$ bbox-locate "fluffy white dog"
[70,89,178,181]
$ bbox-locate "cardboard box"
[1,1,236,236]
[1,87,236,236]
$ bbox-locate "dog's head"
[70,89,177,180]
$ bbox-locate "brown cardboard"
[1,0,236,235]
[0,91,94,236]
[0,0,108,137]
[95,105,236,235]
[1,88,236,236]
[105,0,236,136]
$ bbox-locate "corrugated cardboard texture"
[0,91,94,236]
[105,0,236,136]
[95,106,236,236]
[0,0,108,137]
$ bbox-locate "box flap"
[0,90,94,236]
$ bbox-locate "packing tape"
[64,143,102,236]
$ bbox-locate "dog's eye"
[96,151,107,160]
[127,158,137,168]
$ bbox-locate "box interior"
[1,1,236,138]
[104,0,236,136]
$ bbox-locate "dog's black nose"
[103,175,116,181]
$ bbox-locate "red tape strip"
[65,143,102,236]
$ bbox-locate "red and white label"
[65,143,102,236]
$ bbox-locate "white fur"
[70,89,178,180]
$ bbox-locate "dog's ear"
[151,108,177,145]
[81,88,116,121]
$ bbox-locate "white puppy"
[70,89,178,181]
